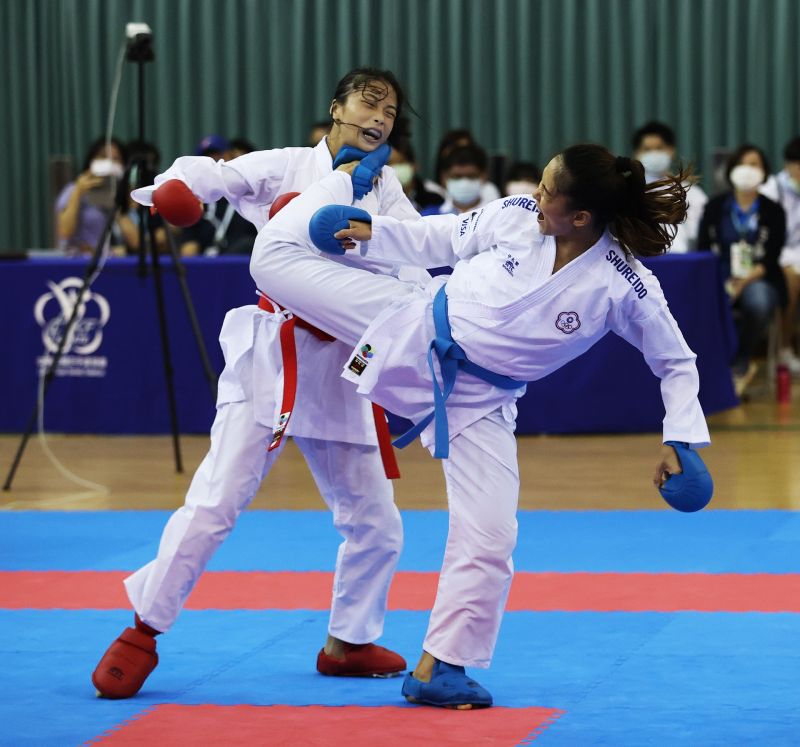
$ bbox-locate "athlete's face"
[533,158,588,236]
[330,81,398,152]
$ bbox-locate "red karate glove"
[151,179,203,227]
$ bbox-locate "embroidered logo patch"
[348,356,367,375]
[502,254,520,276]
[268,411,291,450]
[555,311,581,334]
[360,344,374,359]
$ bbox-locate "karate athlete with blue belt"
[92,68,428,699]
[251,143,713,709]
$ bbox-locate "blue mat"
[2,510,800,745]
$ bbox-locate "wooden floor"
[2,367,798,511]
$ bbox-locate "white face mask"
[390,163,414,188]
[505,180,539,195]
[89,158,124,178]
[446,177,482,205]
[639,150,672,178]
[730,164,764,192]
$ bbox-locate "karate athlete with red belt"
[250,144,713,709]
[92,68,427,699]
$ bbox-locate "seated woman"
[697,143,787,397]
[55,137,137,256]
[252,143,710,709]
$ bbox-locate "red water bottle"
[776,364,791,404]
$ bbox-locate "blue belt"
[392,284,525,458]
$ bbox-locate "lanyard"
[730,198,759,239]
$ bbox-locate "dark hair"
[229,137,257,154]
[505,161,541,184]
[435,129,475,181]
[126,139,161,171]
[725,143,770,184]
[81,136,127,172]
[392,137,416,163]
[783,136,800,163]
[440,143,488,174]
[554,143,689,258]
[631,121,676,151]
[331,67,414,146]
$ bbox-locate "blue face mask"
[446,177,482,205]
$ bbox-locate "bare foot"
[323,634,347,659]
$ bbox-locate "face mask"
[730,164,764,191]
[639,150,672,178]
[391,163,414,188]
[446,177,482,205]
[505,180,539,195]
[89,158,124,178]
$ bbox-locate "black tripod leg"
[3,211,117,492]
[145,212,183,473]
[163,227,218,401]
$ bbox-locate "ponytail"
[555,144,691,257]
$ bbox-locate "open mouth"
[537,212,544,223]
[361,128,383,143]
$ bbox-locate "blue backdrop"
[0,252,737,435]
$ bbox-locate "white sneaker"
[778,348,800,376]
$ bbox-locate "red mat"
[88,704,563,746]
[4,570,800,612]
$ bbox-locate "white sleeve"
[364,203,498,267]
[130,150,291,214]
[377,167,421,221]
[610,292,711,448]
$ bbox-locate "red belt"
[258,294,400,479]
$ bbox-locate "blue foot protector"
[401,660,493,708]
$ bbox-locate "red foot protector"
[92,627,158,699]
[90,704,563,746]
[316,642,406,677]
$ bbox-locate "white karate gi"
[124,140,423,643]
[253,171,711,668]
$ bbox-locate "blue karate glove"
[309,205,372,255]
[659,441,714,512]
[332,145,369,169]
[351,143,391,199]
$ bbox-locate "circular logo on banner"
[34,278,111,354]
[555,311,581,335]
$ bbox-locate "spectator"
[388,139,444,212]
[55,136,137,256]
[697,143,787,397]
[425,129,501,204]
[503,161,541,195]
[229,137,257,159]
[180,135,257,256]
[761,136,800,374]
[632,121,708,252]
[422,143,495,216]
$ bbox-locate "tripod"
[3,28,217,491]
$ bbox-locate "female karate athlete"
[92,68,425,699]
[250,143,711,709]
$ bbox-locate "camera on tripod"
[125,22,153,63]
